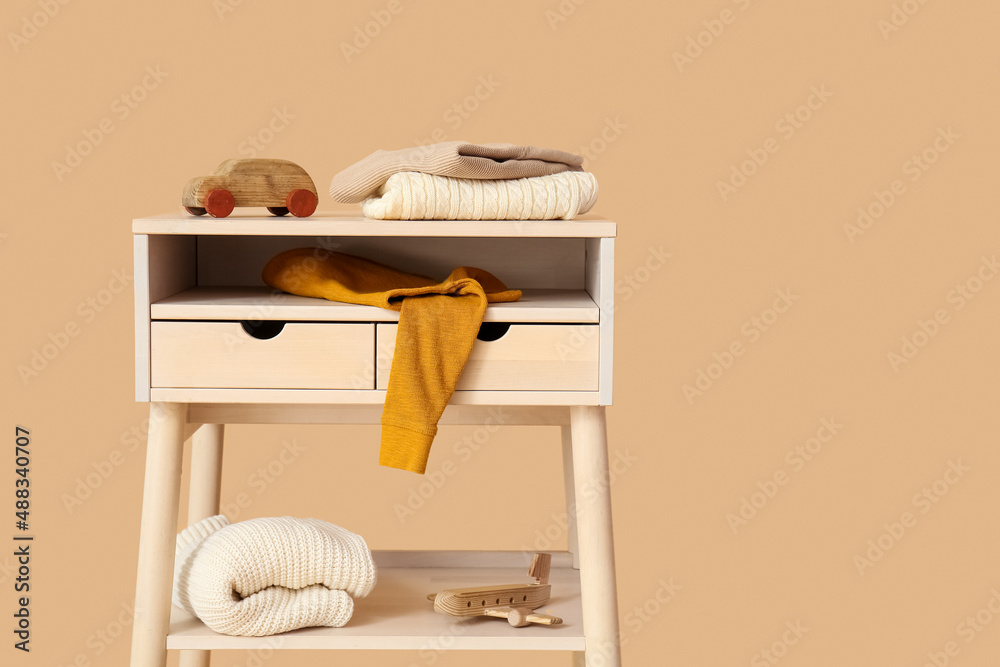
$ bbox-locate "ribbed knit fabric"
[172,516,377,636]
[330,141,584,203]
[360,171,598,221]
[262,249,520,473]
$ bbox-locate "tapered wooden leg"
[130,402,187,667]
[570,406,621,667]
[561,424,580,569]
[179,424,225,667]
[185,424,225,522]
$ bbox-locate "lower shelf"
[166,550,585,651]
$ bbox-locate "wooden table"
[128,213,621,667]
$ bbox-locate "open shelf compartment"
[166,550,584,651]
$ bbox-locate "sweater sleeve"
[378,285,486,473]
[379,268,519,474]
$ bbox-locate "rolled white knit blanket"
[361,171,599,220]
[172,516,377,636]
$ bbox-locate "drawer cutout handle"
[476,322,511,342]
[241,320,285,340]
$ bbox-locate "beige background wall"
[4,0,999,665]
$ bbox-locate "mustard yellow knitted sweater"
[262,249,520,474]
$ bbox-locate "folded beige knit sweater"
[172,516,377,636]
[361,171,598,220]
[330,141,584,203]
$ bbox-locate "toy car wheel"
[185,206,207,216]
[204,189,235,218]
[286,189,318,217]
[267,206,290,216]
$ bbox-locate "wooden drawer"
[376,323,599,391]
[151,321,374,389]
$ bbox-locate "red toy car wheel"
[204,189,235,218]
[286,189,318,217]
[267,207,290,216]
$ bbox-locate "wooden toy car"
[182,158,319,218]
[427,553,563,628]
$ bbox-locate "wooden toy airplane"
[427,553,563,628]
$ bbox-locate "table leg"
[130,402,187,667]
[561,424,580,569]
[570,405,621,667]
[179,423,225,667]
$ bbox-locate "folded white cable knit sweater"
[172,516,377,636]
[361,171,598,220]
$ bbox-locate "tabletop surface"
[132,211,617,238]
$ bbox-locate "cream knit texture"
[361,171,599,220]
[172,516,377,636]
[330,141,584,203]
